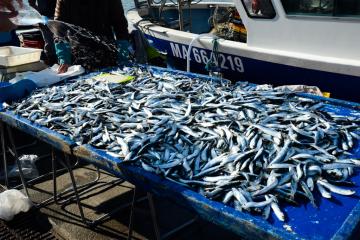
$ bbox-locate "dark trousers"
[39,24,57,65]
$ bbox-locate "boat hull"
[146,34,360,102]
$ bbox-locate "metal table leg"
[127,187,137,240]
[147,192,162,240]
[53,154,101,206]
[63,153,87,223]
[2,123,197,237]
[33,149,101,208]
[6,125,29,197]
[2,125,100,208]
[57,153,134,227]
[127,191,198,240]
[0,122,8,188]
[2,124,54,193]
[31,148,73,207]
[0,140,38,156]
[161,215,198,239]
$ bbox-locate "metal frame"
[5,124,29,196]
[0,123,127,226]
[1,122,47,189]
[55,153,144,227]
[127,190,197,240]
[0,125,103,208]
[51,152,101,206]
[1,122,8,188]
[54,160,198,237]
[0,118,134,228]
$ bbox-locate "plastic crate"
[0,46,42,67]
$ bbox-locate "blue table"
[0,66,359,239]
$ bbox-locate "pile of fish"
[7,66,360,222]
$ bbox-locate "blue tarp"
[0,80,37,104]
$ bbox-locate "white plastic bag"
[274,85,323,96]
[9,64,85,87]
[256,84,323,96]
[255,84,273,91]
[0,189,33,221]
[8,155,39,179]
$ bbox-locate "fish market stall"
[1,66,360,239]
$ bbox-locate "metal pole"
[63,153,87,224]
[0,122,8,188]
[147,192,161,240]
[52,148,59,204]
[178,0,184,31]
[188,0,192,32]
[127,187,137,240]
[146,0,155,17]
[161,217,198,239]
[6,126,29,197]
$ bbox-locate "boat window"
[281,0,360,18]
[211,6,247,42]
[241,0,276,19]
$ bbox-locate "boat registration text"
[169,42,244,73]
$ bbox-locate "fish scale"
[6,66,360,222]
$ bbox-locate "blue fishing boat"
[127,0,360,102]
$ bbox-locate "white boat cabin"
[233,0,360,62]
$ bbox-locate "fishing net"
[48,20,122,71]
[67,34,118,71]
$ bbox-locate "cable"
[186,33,218,72]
